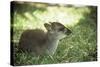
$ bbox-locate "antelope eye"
[59,28,65,31]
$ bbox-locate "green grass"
[13,17,97,65]
[11,2,97,66]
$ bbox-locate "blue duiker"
[19,22,71,55]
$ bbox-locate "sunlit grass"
[15,6,91,29]
[33,6,90,27]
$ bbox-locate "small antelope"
[19,22,71,55]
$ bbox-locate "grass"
[11,2,97,66]
[13,16,97,65]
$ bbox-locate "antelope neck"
[45,33,59,55]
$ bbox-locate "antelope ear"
[44,23,52,31]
